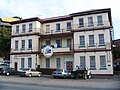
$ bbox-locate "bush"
[36,68,56,75]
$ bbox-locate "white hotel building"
[10,8,113,75]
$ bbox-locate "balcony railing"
[12,21,111,36]
[41,45,73,53]
[11,47,39,53]
[74,43,111,50]
[12,28,44,35]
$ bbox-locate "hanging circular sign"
[43,45,53,58]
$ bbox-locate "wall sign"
[43,45,53,58]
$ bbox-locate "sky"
[0,0,119,39]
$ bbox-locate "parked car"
[52,69,71,78]
[2,67,19,76]
[19,68,42,77]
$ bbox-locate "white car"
[19,68,42,77]
[52,69,71,78]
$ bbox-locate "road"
[0,75,120,90]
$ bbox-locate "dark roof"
[10,8,112,25]
[10,17,43,24]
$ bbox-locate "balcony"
[73,21,111,31]
[10,47,40,54]
[12,28,44,36]
[41,45,73,53]
[74,43,111,50]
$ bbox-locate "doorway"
[14,62,18,70]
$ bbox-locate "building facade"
[10,8,113,75]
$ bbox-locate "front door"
[66,61,73,72]
[14,62,18,70]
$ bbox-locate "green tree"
[0,26,11,60]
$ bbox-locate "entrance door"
[66,61,73,72]
[14,62,18,70]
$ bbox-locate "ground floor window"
[46,58,50,68]
[90,56,96,69]
[21,58,24,68]
[100,55,106,68]
[56,58,61,68]
[28,58,32,68]
[80,56,86,67]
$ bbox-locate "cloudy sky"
[0,0,119,39]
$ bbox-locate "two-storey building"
[10,8,113,75]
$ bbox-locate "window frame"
[79,18,84,27]
[21,58,25,68]
[88,17,94,26]
[29,23,33,32]
[89,35,95,47]
[97,15,103,26]
[80,56,86,67]
[67,22,71,30]
[79,36,85,47]
[99,34,105,46]
[15,40,18,50]
[56,58,61,69]
[90,56,96,69]
[28,58,32,68]
[28,39,32,49]
[22,24,26,33]
[56,23,60,32]
[46,58,50,68]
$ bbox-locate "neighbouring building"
[10,8,113,75]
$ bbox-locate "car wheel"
[63,75,66,79]
[6,73,10,76]
[87,73,92,79]
[29,74,32,77]
[38,73,42,77]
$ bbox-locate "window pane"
[21,58,24,68]
[15,40,18,49]
[46,58,50,68]
[28,39,32,48]
[97,15,103,25]
[88,17,93,26]
[89,35,94,46]
[56,40,61,48]
[28,58,32,68]
[21,40,25,49]
[100,55,106,68]
[90,56,96,68]
[29,23,32,32]
[79,36,85,47]
[67,22,71,30]
[22,24,26,33]
[16,25,19,34]
[80,56,86,67]
[46,40,51,45]
[99,34,105,45]
[79,18,84,27]
[46,25,50,32]
[56,58,61,68]
[56,23,60,32]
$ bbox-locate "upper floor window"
[100,55,106,68]
[56,58,61,69]
[16,25,19,34]
[89,35,95,47]
[88,17,93,26]
[46,25,50,32]
[80,56,86,67]
[79,18,84,27]
[15,40,18,50]
[79,36,85,47]
[56,39,62,48]
[22,24,26,33]
[67,39,71,48]
[29,23,33,32]
[90,56,96,69]
[99,34,105,46]
[28,39,32,49]
[46,40,51,45]
[67,22,71,30]
[56,23,60,32]
[97,15,103,26]
[21,40,25,49]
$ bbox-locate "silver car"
[19,68,42,77]
[52,69,71,78]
